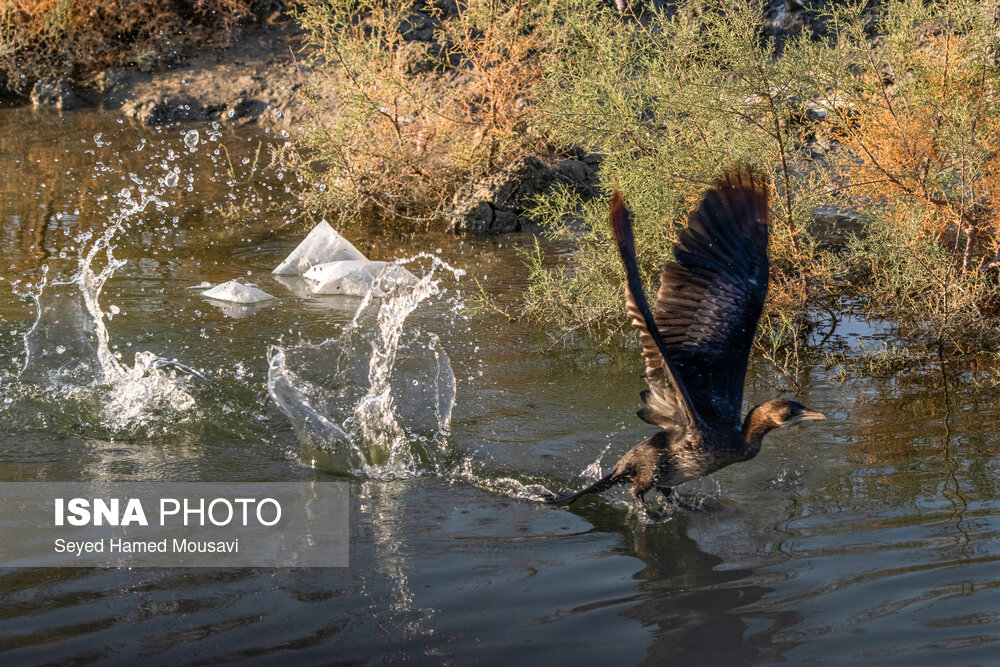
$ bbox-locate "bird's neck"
[740,406,773,460]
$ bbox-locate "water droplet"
[164,171,179,188]
[55,345,66,354]
[184,129,199,148]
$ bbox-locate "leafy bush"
[280,0,1000,357]
[814,0,1000,344]
[525,0,831,344]
[840,203,1000,349]
[526,0,1000,354]
[281,0,555,223]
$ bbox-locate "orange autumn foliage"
[821,7,1000,274]
[0,0,252,91]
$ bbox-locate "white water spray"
[18,186,197,433]
[268,255,462,479]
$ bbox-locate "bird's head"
[746,398,826,435]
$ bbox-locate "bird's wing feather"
[610,191,698,431]
[653,169,769,427]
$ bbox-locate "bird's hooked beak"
[783,409,826,427]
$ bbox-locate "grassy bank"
[10,0,1000,364]
[276,0,1000,362]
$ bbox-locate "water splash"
[581,442,613,482]
[17,186,197,434]
[445,441,616,504]
[268,255,462,479]
[450,456,556,501]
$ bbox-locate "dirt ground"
[17,19,318,131]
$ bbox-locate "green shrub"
[526,0,831,345]
[282,0,556,224]
[526,0,1000,355]
[814,0,1000,346]
[281,0,1000,358]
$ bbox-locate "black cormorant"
[548,170,826,505]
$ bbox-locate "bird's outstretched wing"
[612,169,770,430]
[610,191,699,430]
[656,169,769,427]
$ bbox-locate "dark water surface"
[1,108,1000,664]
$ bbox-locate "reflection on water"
[1,108,1000,663]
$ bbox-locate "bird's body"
[548,170,825,506]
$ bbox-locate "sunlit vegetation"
[0,0,257,91]
[817,1,1000,348]
[277,0,556,223]
[524,0,1000,361]
[14,0,1000,364]
[525,0,829,354]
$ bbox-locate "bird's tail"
[609,189,633,251]
[545,472,622,505]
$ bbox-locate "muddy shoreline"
[1,15,602,233]
[0,1,836,233]
[4,21,313,131]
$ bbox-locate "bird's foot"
[661,489,714,512]
[629,496,674,523]
[640,506,672,522]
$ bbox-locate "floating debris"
[305,261,417,297]
[272,220,366,275]
[200,280,274,304]
[274,220,419,297]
